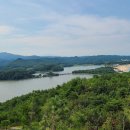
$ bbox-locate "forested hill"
[1,72,130,129]
[1,52,130,68]
[0,52,40,67]
[1,55,130,70]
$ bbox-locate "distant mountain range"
[0,52,40,60]
[0,52,41,67]
[0,52,130,68]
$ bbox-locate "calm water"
[0,65,102,102]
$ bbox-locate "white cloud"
[42,14,130,37]
[0,25,15,35]
[0,14,130,56]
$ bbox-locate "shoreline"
[114,64,130,72]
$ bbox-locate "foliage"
[72,67,115,74]
[0,69,35,80]
[1,72,130,129]
[0,64,63,80]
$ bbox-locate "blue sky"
[0,0,130,56]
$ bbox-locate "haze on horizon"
[0,0,130,56]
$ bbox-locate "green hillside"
[1,72,130,129]
[1,55,130,70]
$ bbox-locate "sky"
[0,0,130,56]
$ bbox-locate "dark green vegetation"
[2,58,64,72]
[1,52,130,68]
[1,73,130,129]
[43,72,59,77]
[72,67,115,74]
[0,69,35,80]
[0,64,63,80]
[1,53,130,80]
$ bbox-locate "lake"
[0,65,102,102]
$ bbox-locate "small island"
[43,72,59,77]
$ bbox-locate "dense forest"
[0,64,63,80]
[1,53,130,80]
[2,59,64,72]
[1,53,130,68]
[72,67,115,74]
[1,72,130,129]
[0,69,35,80]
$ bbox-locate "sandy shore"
[114,64,130,72]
